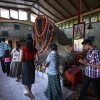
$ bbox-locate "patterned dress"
[10,48,22,77]
[44,51,63,100]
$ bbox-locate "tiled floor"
[0,62,73,100]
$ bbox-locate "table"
[65,67,82,90]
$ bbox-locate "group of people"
[0,38,21,82]
[0,37,63,100]
[0,37,100,100]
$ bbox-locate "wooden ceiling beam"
[21,0,37,2]
[82,0,90,10]
[0,1,32,6]
[30,10,55,23]
[0,5,29,11]
[31,6,57,22]
[68,0,78,11]
[44,0,67,19]
[55,0,72,17]
[30,10,39,16]
[36,2,61,21]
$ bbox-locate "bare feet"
[16,79,20,82]
[24,93,31,98]
[30,95,35,100]
[30,96,35,100]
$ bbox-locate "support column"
[78,0,81,23]
[27,10,31,21]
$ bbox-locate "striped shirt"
[85,48,100,78]
[0,42,11,57]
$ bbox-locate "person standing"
[19,37,38,100]
[44,44,63,100]
[10,44,22,82]
[3,50,11,76]
[0,38,11,73]
[78,39,100,100]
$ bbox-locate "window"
[65,21,69,28]
[19,10,27,20]
[58,24,62,29]
[1,8,9,19]
[82,15,89,23]
[31,13,37,22]
[69,20,73,27]
[98,12,100,21]
[74,18,78,24]
[56,24,58,27]
[91,13,97,22]
[10,9,18,19]
[62,23,65,29]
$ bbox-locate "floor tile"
[0,62,73,100]
[1,93,12,100]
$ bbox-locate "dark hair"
[50,44,57,51]
[4,50,10,58]
[16,43,20,52]
[26,37,35,52]
[1,38,5,42]
[16,43,20,48]
[81,39,92,45]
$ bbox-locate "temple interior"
[0,0,100,100]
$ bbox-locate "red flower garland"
[34,15,48,38]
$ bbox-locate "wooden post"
[78,0,81,23]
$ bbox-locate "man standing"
[78,39,100,100]
[0,38,11,73]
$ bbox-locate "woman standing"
[10,44,22,82]
[19,37,38,100]
[3,50,11,76]
[44,44,63,100]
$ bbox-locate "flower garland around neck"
[34,15,48,38]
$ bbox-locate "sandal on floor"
[30,97,35,100]
[16,79,20,82]
[24,93,31,98]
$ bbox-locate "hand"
[79,59,88,65]
[42,61,45,65]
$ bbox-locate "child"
[3,50,11,76]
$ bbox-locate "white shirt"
[46,51,59,75]
[11,48,20,62]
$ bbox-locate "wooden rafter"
[55,0,72,17]
[44,0,67,19]
[31,6,57,22]
[82,0,90,10]
[68,0,78,11]
[0,0,32,7]
[37,2,61,21]
[21,0,37,2]
[0,5,29,11]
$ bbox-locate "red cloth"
[21,46,37,60]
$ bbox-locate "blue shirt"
[0,42,11,57]
[46,51,60,75]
